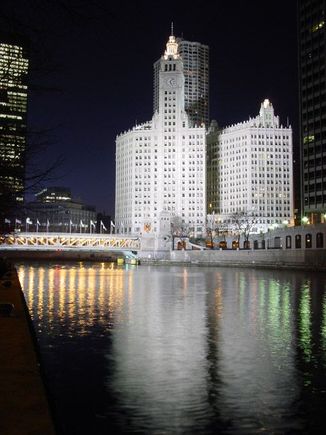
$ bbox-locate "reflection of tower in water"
[108,268,209,432]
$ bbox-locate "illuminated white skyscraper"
[115,32,206,235]
[218,99,294,232]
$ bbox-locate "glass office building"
[298,0,326,223]
[0,35,29,209]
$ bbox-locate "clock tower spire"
[164,25,179,60]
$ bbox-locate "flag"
[100,221,107,231]
[37,219,41,226]
[5,218,11,224]
[15,219,21,225]
[80,220,84,227]
[90,220,96,228]
[70,220,73,225]
[110,220,115,228]
[26,217,33,225]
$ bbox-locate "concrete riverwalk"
[0,265,56,435]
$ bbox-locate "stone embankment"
[138,248,326,271]
[0,260,56,435]
[1,247,326,271]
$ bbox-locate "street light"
[302,216,309,225]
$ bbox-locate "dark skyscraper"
[177,38,209,127]
[206,120,220,215]
[0,35,29,215]
[298,0,326,223]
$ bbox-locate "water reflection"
[17,263,326,434]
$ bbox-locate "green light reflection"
[299,282,312,362]
[321,292,326,361]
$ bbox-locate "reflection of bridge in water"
[1,232,141,255]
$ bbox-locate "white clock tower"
[115,29,206,237]
[158,32,187,131]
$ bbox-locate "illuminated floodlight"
[282,220,289,226]
[302,216,309,225]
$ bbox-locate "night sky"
[1,0,298,215]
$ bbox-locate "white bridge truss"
[1,232,141,252]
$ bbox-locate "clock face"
[166,77,177,88]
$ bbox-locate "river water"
[17,262,326,434]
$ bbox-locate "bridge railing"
[1,232,141,250]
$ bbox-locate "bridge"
[0,232,141,255]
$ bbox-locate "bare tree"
[229,210,257,248]
[0,1,112,233]
[206,214,229,248]
[0,36,64,231]
[171,215,189,237]
[170,215,190,250]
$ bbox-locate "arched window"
[253,240,259,249]
[274,237,281,248]
[286,235,292,249]
[295,234,301,249]
[261,240,266,249]
[243,240,250,249]
[305,234,312,248]
[316,232,324,248]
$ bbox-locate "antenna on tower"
[171,22,174,36]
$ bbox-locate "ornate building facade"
[115,33,206,236]
[217,100,294,233]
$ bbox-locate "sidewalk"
[0,266,56,435]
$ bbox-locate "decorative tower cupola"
[164,23,180,60]
[259,98,279,128]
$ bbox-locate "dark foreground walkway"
[0,264,56,435]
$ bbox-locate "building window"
[295,235,301,249]
[285,235,292,249]
[316,232,324,249]
[274,237,281,248]
[305,234,312,249]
